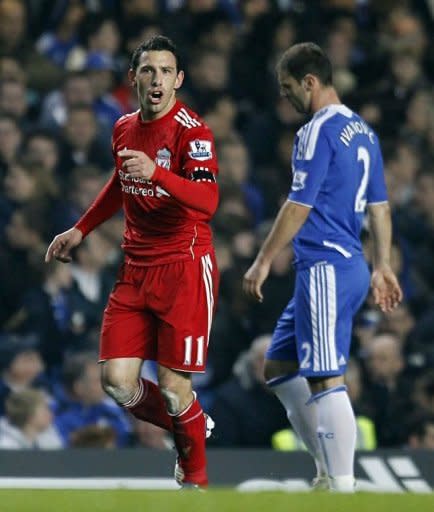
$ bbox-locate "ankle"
[328,475,355,493]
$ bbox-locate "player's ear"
[174,70,184,90]
[128,68,137,88]
[303,74,315,91]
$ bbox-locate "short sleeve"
[288,128,333,207]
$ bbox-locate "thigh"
[100,265,158,361]
[295,259,370,378]
[265,298,298,363]
[148,252,219,373]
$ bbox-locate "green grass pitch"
[0,489,433,512]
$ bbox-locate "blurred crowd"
[0,0,434,452]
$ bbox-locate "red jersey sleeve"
[151,125,219,216]
[74,170,123,238]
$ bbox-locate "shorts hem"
[99,354,145,362]
[158,361,206,374]
[99,355,206,374]
[299,369,345,378]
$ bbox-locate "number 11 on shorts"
[184,336,205,366]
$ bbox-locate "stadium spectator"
[36,0,85,68]
[186,48,231,112]
[209,335,288,447]
[1,202,58,327]
[39,71,94,130]
[0,0,63,92]
[23,132,60,178]
[67,232,116,341]
[54,352,131,447]
[0,388,63,449]
[66,14,122,72]
[0,335,46,415]
[7,262,78,369]
[0,113,22,168]
[0,79,34,130]
[83,51,124,129]
[218,136,265,226]
[363,333,413,446]
[58,104,113,173]
[406,412,434,449]
[412,371,434,415]
[70,424,117,448]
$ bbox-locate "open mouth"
[149,90,163,104]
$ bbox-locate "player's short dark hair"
[130,35,181,72]
[278,42,333,86]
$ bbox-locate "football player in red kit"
[45,35,219,487]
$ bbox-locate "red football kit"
[75,100,219,372]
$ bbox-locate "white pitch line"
[0,478,180,490]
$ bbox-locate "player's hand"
[118,149,156,180]
[243,259,271,303]
[45,227,83,263]
[371,264,403,313]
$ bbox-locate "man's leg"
[101,358,174,431]
[99,264,174,432]
[309,377,357,493]
[147,253,218,487]
[265,359,328,484]
[298,260,369,493]
[158,364,209,487]
[264,298,328,485]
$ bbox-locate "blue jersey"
[288,104,387,267]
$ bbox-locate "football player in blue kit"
[244,42,402,492]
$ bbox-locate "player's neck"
[310,86,341,114]
[140,96,177,122]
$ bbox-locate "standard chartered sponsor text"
[118,169,152,184]
[119,169,155,196]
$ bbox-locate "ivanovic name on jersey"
[339,119,375,147]
[288,104,388,268]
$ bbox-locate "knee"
[101,367,137,404]
[158,371,191,415]
[160,387,182,415]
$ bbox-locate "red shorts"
[100,252,219,372]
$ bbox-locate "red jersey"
[75,100,219,265]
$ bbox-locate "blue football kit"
[266,104,388,377]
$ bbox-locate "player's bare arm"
[45,227,83,263]
[243,200,311,302]
[368,202,403,312]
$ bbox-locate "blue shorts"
[266,257,370,377]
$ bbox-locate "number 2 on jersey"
[355,146,370,212]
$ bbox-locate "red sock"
[124,379,174,432]
[173,397,208,486]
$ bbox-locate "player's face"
[278,70,311,114]
[129,50,184,120]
